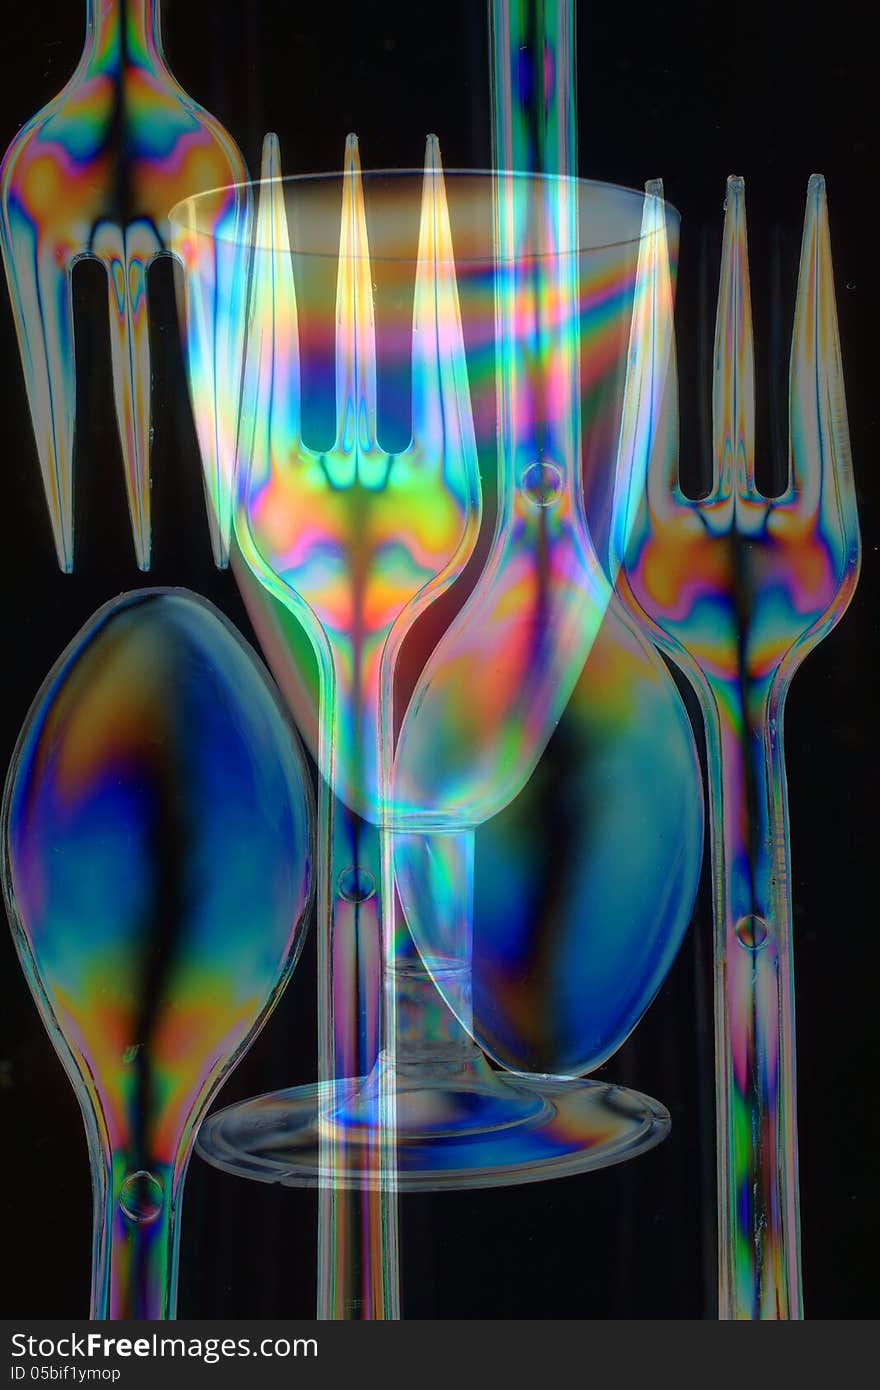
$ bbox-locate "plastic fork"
[0,0,248,571]
[613,175,860,1317]
[232,132,481,1317]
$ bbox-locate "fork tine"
[610,177,679,571]
[173,176,253,570]
[714,175,756,504]
[237,133,301,505]
[93,221,159,570]
[335,134,377,468]
[0,188,76,570]
[411,135,477,488]
[260,131,300,431]
[788,175,858,559]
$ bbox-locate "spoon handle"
[101,1156,182,1317]
[89,1145,183,1319]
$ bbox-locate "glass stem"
[389,828,479,1072]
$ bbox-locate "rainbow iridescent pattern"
[239,134,483,1322]
[172,153,685,1316]
[394,592,703,1077]
[392,180,676,827]
[174,157,678,831]
[390,9,695,1084]
[232,134,482,823]
[0,0,249,569]
[614,175,860,1319]
[2,590,313,1319]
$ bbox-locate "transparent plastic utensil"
[2,589,313,1318]
[613,176,860,1318]
[394,591,703,1078]
[0,0,249,570]
[223,133,481,1318]
[392,173,676,831]
[388,0,698,1083]
[235,133,480,822]
[390,182,697,1077]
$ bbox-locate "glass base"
[197,1052,670,1191]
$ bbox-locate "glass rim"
[169,167,680,260]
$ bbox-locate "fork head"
[0,0,248,571]
[615,174,860,702]
[232,134,481,818]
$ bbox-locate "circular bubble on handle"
[2,588,314,1174]
[394,601,703,1078]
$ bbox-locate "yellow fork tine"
[236,131,301,510]
[335,134,378,473]
[410,135,478,494]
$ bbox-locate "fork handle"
[706,681,803,1318]
[315,670,401,1320]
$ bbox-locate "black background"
[0,0,875,1319]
